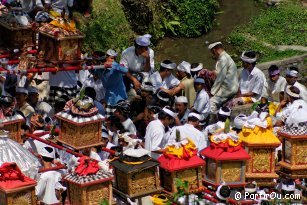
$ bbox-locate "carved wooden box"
[1,117,24,144]
[0,184,37,205]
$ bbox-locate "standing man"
[191,78,211,121]
[120,34,154,97]
[208,42,239,112]
[176,61,196,107]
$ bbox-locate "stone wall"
[257,54,307,86]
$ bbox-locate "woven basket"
[0,184,37,205]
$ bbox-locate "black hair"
[268,64,279,73]
[243,51,257,66]
[217,106,231,122]
[289,86,300,99]
[108,116,125,131]
[289,66,299,72]
[158,106,175,120]
[213,43,223,50]
[160,60,174,72]
[42,156,54,162]
[84,87,97,100]
[187,116,199,122]
[219,185,231,199]
[191,63,200,69]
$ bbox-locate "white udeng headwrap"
[286,86,300,98]
[160,62,176,69]
[188,112,201,120]
[191,63,203,72]
[218,108,231,116]
[162,107,177,119]
[177,61,191,74]
[244,181,257,193]
[286,69,298,77]
[281,182,295,191]
[240,51,257,64]
[175,96,188,103]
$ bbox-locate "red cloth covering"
[0,163,36,190]
[74,157,99,176]
[201,142,250,161]
[158,155,204,172]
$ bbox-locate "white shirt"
[122,118,137,135]
[45,0,74,15]
[36,171,63,204]
[21,0,43,13]
[285,81,307,102]
[149,71,180,93]
[144,119,166,159]
[267,76,287,102]
[169,123,206,151]
[211,51,239,98]
[49,70,77,88]
[82,77,105,102]
[239,67,267,101]
[35,101,54,119]
[278,99,307,122]
[120,46,154,73]
[193,89,211,119]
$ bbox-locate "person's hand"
[279,99,288,107]
[141,49,149,58]
[133,79,141,90]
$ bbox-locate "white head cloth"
[188,112,201,120]
[244,181,257,193]
[218,107,231,116]
[286,69,298,77]
[16,87,28,95]
[286,86,300,98]
[106,49,118,57]
[191,63,203,72]
[175,96,188,104]
[177,61,191,74]
[208,42,222,50]
[240,51,257,63]
[39,146,55,159]
[234,114,247,129]
[160,61,176,69]
[135,34,152,47]
[162,107,177,119]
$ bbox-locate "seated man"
[149,60,184,96]
[266,65,287,102]
[284,66,307,102]
[174,96,189,125]
[229,51,267,107]
[191,78,211,121]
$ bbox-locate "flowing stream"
[155,0,262,69]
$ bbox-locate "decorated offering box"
[0,9,33,48]
[201,131,250,188]
[38,19,84,63]
[158,139,204,193]
[55,97,104,150]
[0,163,37,205]
[277,106,307,178]
[1,115,24,143]
[64,157,113,205]
[239,116,281,186]
[110,158,162,199]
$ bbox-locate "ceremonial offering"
[64,157,113,205]
[277,106,307,178]
[55,96,104,150]
[110,137,162,199]
[0,96,24,143]
[201,130,250,188]
[158,138,204,193]
[0,163,37,205]
[38,17,84,62]
[0,130,40,178]
[239,112,281,186]
[0,8,33,48]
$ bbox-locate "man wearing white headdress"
[176,61,196,107]
[284,66,307,102]
[149,60,184,96]
[208,42,239,112]
[120,34,155,96]
[229,51,267,107]
[174,96,190,125]
[145,106,177,159]
[168,112,206,151]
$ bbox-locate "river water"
[155,0,261,69]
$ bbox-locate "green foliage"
[160,0,218,37]
[78,0,135,52]
[228,1,306,63]
[99,199,109,205]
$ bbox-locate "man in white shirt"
[233,51,267,105]
[168,112,206,151]
[191,78,210,121]
[114,101,137,135]
[120,34,154,94]
[208,42,239,112]
[144,106,177,159]
[284,66,307,102]
[266,65,287,102]
[27,87,54,119]
[44,0,74,17]
[149,60,184,96]
[174,96,190,125]
[82,69,105,102]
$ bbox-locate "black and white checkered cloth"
[105,104,116,118]
[49,86,79,107]
[280,122,307,136]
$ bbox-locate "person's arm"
[126,71,141,90]
[112,62,128,74]
[160,83,184,96]
[140,49,151,72]
[211,57,229,95]
[238,92,256,98]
